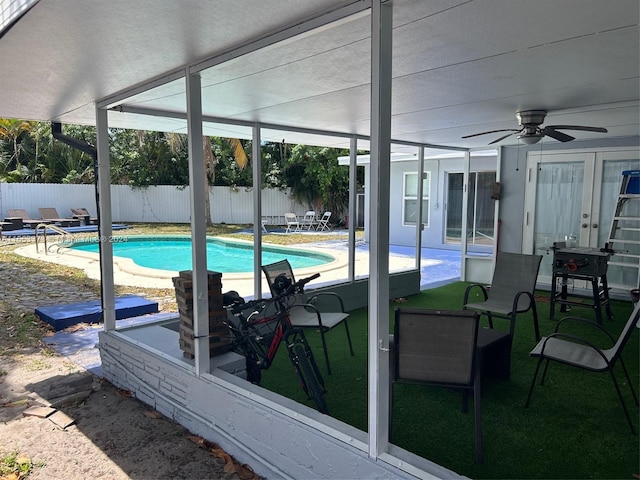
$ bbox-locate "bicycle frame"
[225,273,328,412]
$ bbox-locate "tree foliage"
[0,118,360,217]
[283,145,351,219]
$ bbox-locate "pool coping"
[14,234,451,295]
[14,234,355,291]
[61,234,344,280]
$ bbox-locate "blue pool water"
[70,236,333,273]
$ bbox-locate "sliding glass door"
[446,171,496,251]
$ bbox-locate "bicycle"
[224,273,329,414]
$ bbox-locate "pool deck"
[20,233,460,377]
[12,234,461,295]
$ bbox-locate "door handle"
[582,223,588,228]
[592,224,598,229]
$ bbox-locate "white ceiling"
[1,0,638,153]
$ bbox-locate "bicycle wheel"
[244,351,262,384]
[293,343,329,414]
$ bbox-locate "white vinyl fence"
[0,183,308,225]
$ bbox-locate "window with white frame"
[403,171,429,227]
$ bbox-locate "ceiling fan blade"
[542,127,574,142]
[546,125,608,133]
[489,132,518,144]
[462,128,521,139]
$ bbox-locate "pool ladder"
[35,223,74,254]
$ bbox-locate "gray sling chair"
[463,252,543,379]
[261,259,353,375]
[525,302,640,434]
[390,307,483,464]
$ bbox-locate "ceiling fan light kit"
[517,133,544,145]
[463,109,608,145]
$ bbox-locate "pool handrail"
[35,223,74,254]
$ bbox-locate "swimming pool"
[68,236,334,273]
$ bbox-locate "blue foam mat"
[35,294,159,331]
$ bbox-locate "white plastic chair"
[316,211,331,231]
[300,211,316,230]
[284,213,300,233]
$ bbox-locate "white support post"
[461,151,470,280]
[494,147,502,253]
[415,145,425,269]
[95,105,115,331]
[368,0,392,460]
[252,124,263,297]
[186,71,209,375]
[348,136,358,282]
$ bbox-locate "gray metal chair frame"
[525,302,640,434]
[463,252,543,379]
[390,307,483,463]
[261,259,353,375]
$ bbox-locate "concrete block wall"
[98,329,450,479]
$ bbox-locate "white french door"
[523,147,640,292]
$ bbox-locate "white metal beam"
[460,151,470,280]
[415,145,425,269]
[253,124,263,297]
[186,71,210,375]
[112,104,467,153]
[368,0,392,460]
[95,104,116,330]
[348,136,358,281]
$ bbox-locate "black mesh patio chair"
[262,259,353,375]
[463,252,543,379]
[525,302,640,434]
[390,307,483,463]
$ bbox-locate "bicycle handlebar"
[228,272,321,316]
[294,272,320,292]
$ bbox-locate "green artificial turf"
[259,282,639,479]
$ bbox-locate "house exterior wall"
[360,137,640,254]
[364,153,498,249]
[498,136,640,254]
[99,329,457,479]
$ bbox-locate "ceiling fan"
[462,110,608,145]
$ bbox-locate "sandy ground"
[0,254,260,480]
[0,345,259,480]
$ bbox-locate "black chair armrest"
[307,291,346,313]
[287,302,325,328]
[463,283,488,306]
[512,290,535,314]
[554,316,617,346]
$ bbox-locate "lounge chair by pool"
[7,208,50,228]
[71,207,98,225]
[38,207,81,227]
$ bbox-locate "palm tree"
[168,133,248,226]
[0,118,35,175]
